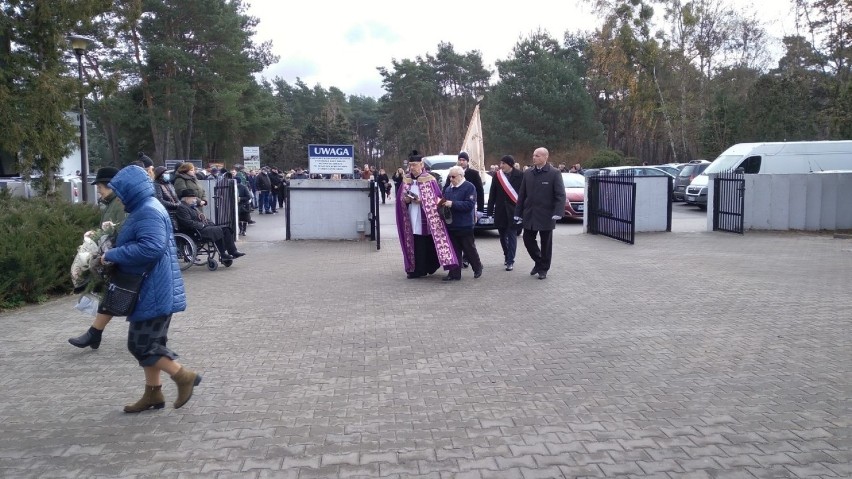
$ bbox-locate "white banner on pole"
[460,104,485,173]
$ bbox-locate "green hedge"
[585,148,625,169]
[0,191,100,310]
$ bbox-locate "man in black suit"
[487,155,524,271]
[514,147,565,280]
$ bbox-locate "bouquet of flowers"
[71,221,118,297]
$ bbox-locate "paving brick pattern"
[0,204,849,478]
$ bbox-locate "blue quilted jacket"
[104,166,187,322]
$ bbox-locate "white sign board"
[242,146,260,170]
[308,144,354,175]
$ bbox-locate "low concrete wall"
[583,176,671,233]
[706,173,852,230]
[288,179,372,240]
[634,176,670,232]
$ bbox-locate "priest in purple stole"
[396,151,458,278]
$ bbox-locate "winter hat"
[137,153,154,168]
[500,155,515,167]
[91,167,120,185]
[457,152,470,161]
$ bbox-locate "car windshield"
[643,167,670,176]
[704,155,742,174]
[562,173,585,188]
[679,165,697,177]
[428,161,457,170]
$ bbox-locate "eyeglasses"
[448,175,458,179]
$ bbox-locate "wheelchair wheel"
[173,233,197,271]
[222,258,233,268]
[206,258,218,271]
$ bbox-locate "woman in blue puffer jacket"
[101,165,201,413]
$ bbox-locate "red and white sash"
[496,170,518,204]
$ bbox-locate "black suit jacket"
[514,164,565,231]
[487,168,523,228]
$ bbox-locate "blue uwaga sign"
[308,144,354,175]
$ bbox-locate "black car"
[673,160,710,201]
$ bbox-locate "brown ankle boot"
[123,385,165,413]
[171,367,202,409]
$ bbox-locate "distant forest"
[2,0,849,182]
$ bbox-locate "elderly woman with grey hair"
[438,166,483,281]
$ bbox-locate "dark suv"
[673,160,710,201]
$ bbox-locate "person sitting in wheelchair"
[175,189,245,260]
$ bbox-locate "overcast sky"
[248,0,797,98]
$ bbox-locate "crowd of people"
[64,147,565,413]
[396,147,565,281]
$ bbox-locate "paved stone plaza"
[0,203,850,478]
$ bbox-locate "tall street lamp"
[68,34,94,203]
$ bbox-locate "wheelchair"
[173,229,233,271]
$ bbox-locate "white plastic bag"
[74,294,99,316]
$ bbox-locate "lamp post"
[68,34,94,203]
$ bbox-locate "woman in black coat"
[153,166,181,230]
[391,167,405,200]
[376,168,391,204]
[236,177,252,236]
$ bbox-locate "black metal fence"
[212,179,237,239]
[712,171,745,234]
[369,180,381,250]
[587,171,637,244]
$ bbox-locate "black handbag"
[440,204,453,224]
[100,263,155,316]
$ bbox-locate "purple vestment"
[396,173,458,273]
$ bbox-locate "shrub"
[0,192,100,310]
[585,148,625,169]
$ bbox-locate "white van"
[684,141,852,207]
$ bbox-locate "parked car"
[599,166,677,179]
[654,163,685,177]
[562,172,586,220]
[475,173,496,230]
[674,160,710,201]
[422,154,457,172]
[685,141,852,208]
[428,168,447,185]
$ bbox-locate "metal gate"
[587,171,636,245]
[212,179,237,239]
[712,172,745,234]
[369,180,381,250]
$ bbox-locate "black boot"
[68,326,103,350]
